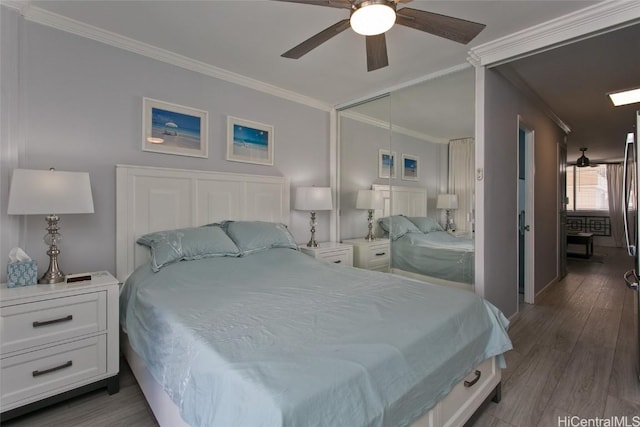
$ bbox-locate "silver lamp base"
[306,211,318,247]
[444,209,456,232]
[39,214,65,284]
[363,209,376,241]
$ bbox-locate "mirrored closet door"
[338,67,476,290]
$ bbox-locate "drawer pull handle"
[333,260,342,264]
[32,360,73,377]
[375,252,386,256]
[464,370,482,388]
[33,314,73,328]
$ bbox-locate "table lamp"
[7,168,95,284]
[294,187,333,247]
[436,193,458,232]
[356,189,384,241]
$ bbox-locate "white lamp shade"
[7,169,95,215]
[436,194,458,210]
[356,190,384,210]
[294,187,333,211]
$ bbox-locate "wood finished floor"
[3,246,639,427]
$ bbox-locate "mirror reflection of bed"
[373,184,474,290]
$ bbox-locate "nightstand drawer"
[1,335,107,407]
[321,252,352,265]
[342,238,390,271]
[366,245,389,260]
[1,292,107,355]
[298,243,353,267]
[364,243,390,271]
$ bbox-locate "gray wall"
[1,11,331,280]
[483,68,564,318]
[1,7,21,283]
[339,115,447,240]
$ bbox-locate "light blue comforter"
[120,248,511,427]
[392,232,475,284]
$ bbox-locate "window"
[566,164,608,211]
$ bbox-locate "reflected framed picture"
[226,116,274,166]
[401,154,419,181]
[378,149,396,179]
[142,98,208,158]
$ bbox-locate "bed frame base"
[121,331,189,427]
[463,383,501,427]
[122,329,500,427]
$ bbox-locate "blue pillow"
[223,221,298,255]
[137,225,240,272]
[407,217,444,233]
[377,215,421,240]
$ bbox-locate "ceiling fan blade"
[282,19,351,59]
[366,33,389,72]
[396,8,486,44]
[272,0,352,9]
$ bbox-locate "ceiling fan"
[276,0,486,72]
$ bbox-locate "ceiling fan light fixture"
[576,147,590,167]
[350,0,396,36]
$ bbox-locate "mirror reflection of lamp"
[436,194,458,232]
[356,190,384,241]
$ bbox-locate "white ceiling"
[18,0,640,161]
[497,22,640,163]
[29,0,597,106]
[346,67,476,143]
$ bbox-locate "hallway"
[473,246,640,426]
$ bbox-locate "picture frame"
[226,116,274,166]
[142,98,208,158]
[401,154,420,181]
[378,149,397,179]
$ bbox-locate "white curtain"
[448,138,475,233]
[606,163,624,247]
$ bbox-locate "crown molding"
[0,0,29,14]
[16,4,332,112]
[340,110,449,144]
[336,63,471,111]
[470,0,640,67]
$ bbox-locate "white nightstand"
[342,238,390,272]
[299,242,353,267]
[0,271,120,420]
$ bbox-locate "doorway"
[518,117,535,306]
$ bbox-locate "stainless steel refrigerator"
[623,109,640,382]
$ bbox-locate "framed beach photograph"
[226,116,274,166]
[401,154,420,181]
[378,149,396,179]
[142,98,208,158]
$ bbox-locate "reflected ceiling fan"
[276,0,486,71]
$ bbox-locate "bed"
[371,185,475,289]
[116,165,511,427]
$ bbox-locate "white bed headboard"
[372,184,427,218]
[116,165,290,281]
